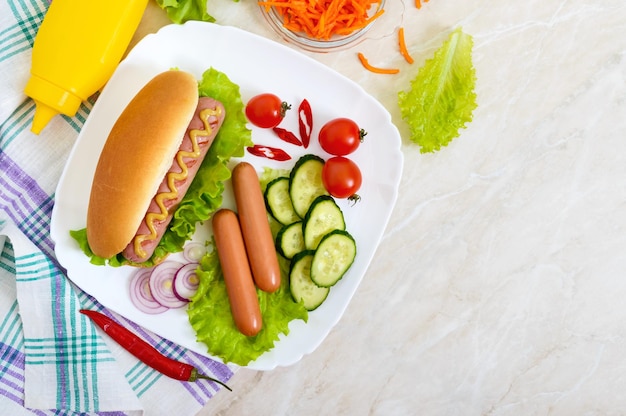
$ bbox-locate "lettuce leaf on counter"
[71,67,252,267]
[398,27,478,153]
[155,0,215,23]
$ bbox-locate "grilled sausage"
[232,162,281,293]
[212,208,262,337]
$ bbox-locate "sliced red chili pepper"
[247,144,291,161]
[273,127,302,146]
[80,309,231,390]
[298,99,313,148]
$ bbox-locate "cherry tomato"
[322,156,362,199]
[318,118,366,156]
[245,93,291,128]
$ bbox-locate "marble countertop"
[135,1,626,414]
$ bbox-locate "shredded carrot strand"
[259,0,384,40]
[357,52,399,74]
[398,27,414,64]
[415,0,430,9]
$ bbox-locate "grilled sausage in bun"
[86,70,226,264]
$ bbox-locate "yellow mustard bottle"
[24,0,149,134]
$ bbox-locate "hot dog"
[212,208,262,337]
[86,70,225,263]
[122,97,225,263]
[232,162,281,293]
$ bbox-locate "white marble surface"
[137,0,626,414]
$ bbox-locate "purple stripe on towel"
[0,342,25,407]
[52,269,68,409]
[0,341,24,376]
[0,150,55,257]
[0,388,23,408]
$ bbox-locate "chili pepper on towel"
[80,309,232,390]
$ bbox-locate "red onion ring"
[128,268,169,314]
[173,263,200,301]
[148,261,188,309]
[183,242,207,263]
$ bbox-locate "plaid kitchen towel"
[0,220,143,414]
[0,0,234,415]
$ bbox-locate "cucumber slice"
[311,230,357,287]
[265,176,300,225]
[303,195,345,250]
[276,221,305,260]
[289,250,330,311]
[289,154,328,218]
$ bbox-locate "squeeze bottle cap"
[31,102,59,135]
[24,73,82,134]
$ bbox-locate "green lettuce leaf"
[155,0,215,23]
[188,238,308,367]
[188,248,308,366]
[398,27,478,153]
[71,67,252,267]
[187,168,307,366]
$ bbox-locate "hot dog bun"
[87,70,199,259]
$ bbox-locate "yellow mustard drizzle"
[133,106,223,259]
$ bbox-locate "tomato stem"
[359,129,367,142]
[348,194,362,205]
[280,101,292,118]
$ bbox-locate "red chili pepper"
[247,144,291,161]
[273,127,302,146]
[298,99,313,148]
[80,309,231,390]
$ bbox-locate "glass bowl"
[259,0,404,53]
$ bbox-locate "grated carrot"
[259,0,385,40]
[398,27,414,64]
[415,0,430,9]
[357,52,399,74]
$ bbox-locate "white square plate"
[50,22,403,370]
